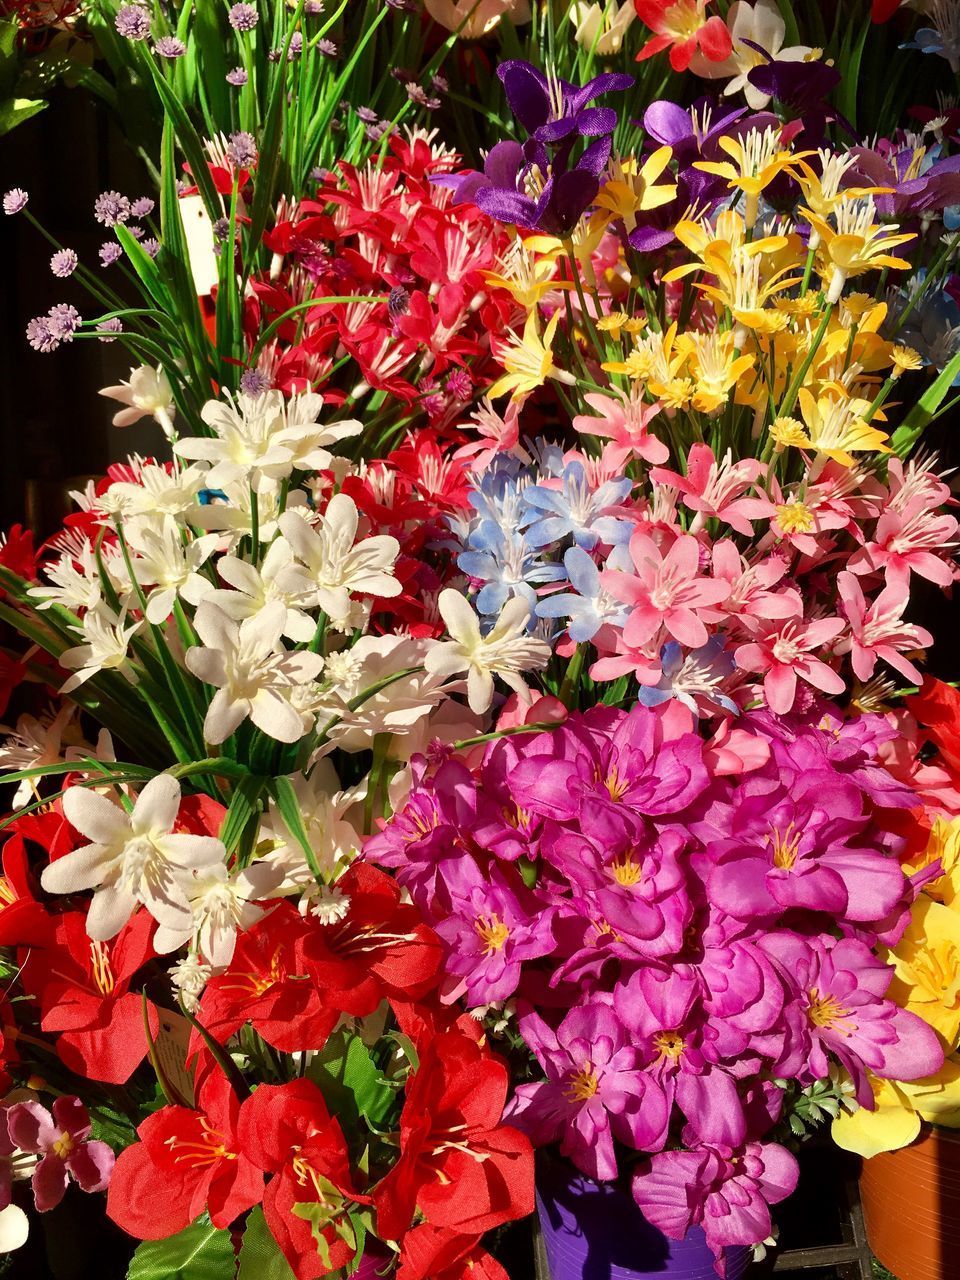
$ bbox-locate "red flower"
[907,677,960,776]
[195,902,337,1053]
[22,910,157,1083]
[239,1079,365,1279]
[0,815,57,947]
[106,1070,263,1239]
[397,1225,509,1280]
[872,0,902,19]
[0,524,36,583]
[373,1029,534,1243]
[634,0,732,71]
[300,863,442,1016]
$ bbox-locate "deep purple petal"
[498,60,550,133]
[32,1155,68,1213]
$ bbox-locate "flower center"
[807,989,854,1033]
[564,1064,600,1103]
[89,941,115,996]
[776,501,815,533]
[653,1030,685,1060]
[164,1117,234,1168]
[475,914,510,955]
[602,767,630,801]
[769,823,802,870]
[52,1133,74,1159]
[610,852,643,887]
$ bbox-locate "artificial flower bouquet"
[3,0,960,1277]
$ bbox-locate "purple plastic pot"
[536,1159,751,1280]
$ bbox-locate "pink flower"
[837,572,933,685]
[6,1097,115,1212]
[710,542,801,623]
[650,445,763,537]
[573,390,668,468]
[734,616,845,714]
[602,532,730,650]
[588,623,663,685]
[848,497,958,588]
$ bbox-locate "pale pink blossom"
[709,541,801,623]
[847,497,959,588]
[734,615,846,713]
[650,444,764,536]
[573,389,668,468]
[837,571,933,685]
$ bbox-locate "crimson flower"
[196,902,337,1053]
[107,1070,263,1239]
[22,910,157,1083]
[300,863,442,1016]
[397,1225,509,1280]
[374,1029,534,1244]
[634,0,733,72]
[239,1079,364,1280]
[0,813,59,948]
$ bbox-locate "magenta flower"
[434,859,555,1004]
[734,615,846,713]
[603,532,730,651]
[6,1097,114,1212]
[760,932,944,1106]
[509,1003,669,1181]
[837,571,932,685]
[632,1138,799,1258]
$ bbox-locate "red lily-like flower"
[22,910,157,1083]
[300,863,442,1017]
[239,1079,366,1280]
[195,901,337,1053]
[0,812,58,947]
[373,1029,534,1243]
[0,524,36,582]
[106,1069,263,1239]
[397,1225,509,1280]
[907,677,960,777]
[872,0,902,20]
[634,0,733,71]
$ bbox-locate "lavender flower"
[304,0,325,13]
[227,2,258,31]
[127,225,145,240]
[142,238,161,258]
[50,249,79,279]
[226,67,249,86]
[99,242,123,268]
[97,318,123,343]
[226,131,258,169]
[317,38,337,56]
[3,188,28,216]
[93,191,130,228]
[387,286,410,319]
[212,217,231,241]
[355,106,378,125]
[154,35,186,58]
[26,317,58,353]
[240,368,272,396]
[47,304,82,342]
[130,196,155,218]
[115,4,151,40]
[288,31,304,57]
[446,368,472,400]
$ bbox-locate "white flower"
[174,390,360,489]
[308,885,351,924]
[690,0,811,109]
[41,774,226,940]
[278,494,401,626]
[185,600,324,744]
[29,543,103,613]
[260,762,364,889]
[0,1204,28,1254]
[203,538,315,643]
[99,365,177,438]
[153,861,281,968]
[168,953,212,1012]
[124,516,218,624]
[59,607,142,693]
[0,707,82,809]
[424,589,551,714]
[188,476,308,549]
[104,458,208,522]
[571,1,636,55]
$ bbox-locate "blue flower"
[637,638,739,717]
[520,462,633,551]
[894,277,960,385]
[900,28,960,75]
[535,546,627,642]
[459,527,565,617]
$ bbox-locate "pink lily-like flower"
[847,496,959,589]
[602,531,730,650]
[573,389,669,468]
[455,397,530,474]
[837,571,933,685]
[650,444,764,537]
[588,623,663,685]
[709,542,801,624]
[6,1097,114,1212]
[734,615,846,713]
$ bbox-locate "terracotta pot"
[860,1127,960,1280]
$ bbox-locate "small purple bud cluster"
[115,3,151,40]
[3,189,28,216]
[26,304,82,353]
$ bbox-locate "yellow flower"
[832,1063,960,1158]
[695,127,810,226]
[603,321,684,385]
[890,344,923,377]
[571,0,636,55]
[594,148,677,234]
[769,415,808,450]
[483,237,566,311]
[887,895,960,1047]
[487,311,574,402]
[905,817,960,907]
[796,150,885,219]
[677,330,756,413]
[796,388,891,465]
[804,195,915,304]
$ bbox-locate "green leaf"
[268,775,324,882]
[237,1207,295,1280]
[307,1029,398,1129]
[0,97,47,136]
[890,347,960,456]
[219,774,267,854]
[126,1218,235,1280]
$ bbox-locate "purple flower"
[115,4,151,40]
[130,196,155,219]
[6,1097,114,1213]
[50,249,78,279]
[497,61,633,145]
[760,932,944,1105]
[226,131,258,170]
[142,238,161,258]
[47,304,81,342]
[240,368,272,396]
[433,858,555,1004]
[154,35,186,58]
[97,318,123,343]
[94,191,130,228]
[3,188,28,216]
[318,38,337,57]
[633,1138,798,1258]
[520,461,633,550]
[99,241,123,267]
[26,316,58,353]
[227,2,258,31]
[226,67,249,86]
[509,1003,669,1180]
[469,136,613,238]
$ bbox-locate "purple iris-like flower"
[434,858,555,1005]
[508,1003,670,1180]
[497,61,633,145]
[760,932,944,1106]
[849,145,960,220]
[633,1138,798,1258]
